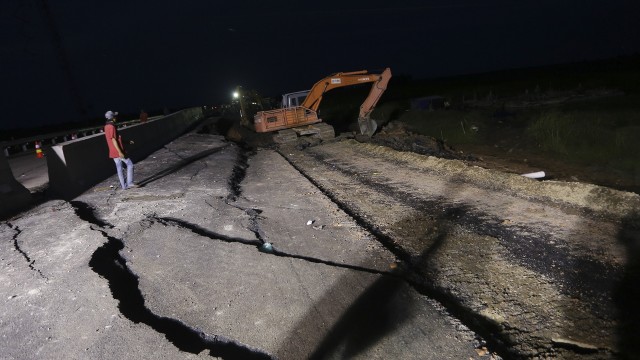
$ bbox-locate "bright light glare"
[232,92,239,99]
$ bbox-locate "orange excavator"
[252,68,391,143]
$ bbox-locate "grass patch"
[395,109,488,144]
[387,94,639,181]
[526,98,640,172]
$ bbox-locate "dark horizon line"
[2,52,639,136]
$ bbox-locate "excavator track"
[312,122,335,141]
[272,129,298,144]
[273,123,335,144]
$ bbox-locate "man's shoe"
[127,183,140,189]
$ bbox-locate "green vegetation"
[374,55,640,189]
[386,93,639,186]
[526,96,640,172]
[396,109,488,144]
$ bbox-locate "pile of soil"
[361,122,475,161]
[361,121,639,194]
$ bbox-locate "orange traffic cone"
[35,141,44,158]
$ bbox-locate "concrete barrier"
[47,108,204,199]
[0,153,32,219]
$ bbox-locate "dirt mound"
[362,121,476,161]
[226,123,268,145]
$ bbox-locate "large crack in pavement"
[6,222,48,280]
[155,216,393,276]
[226,145,252,202]
[70,200,273,359]
[222,146,276,251]
[219,146,396,275]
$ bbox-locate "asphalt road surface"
[7,152,48,191]
[2,130,639,359]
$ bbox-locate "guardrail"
[1,117,161,157]
[47,108,204,199]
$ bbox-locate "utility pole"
[36,0,87,119]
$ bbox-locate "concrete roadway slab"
[236,149,396,273]
[1,133,484,359]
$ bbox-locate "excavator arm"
[300,68,392,136]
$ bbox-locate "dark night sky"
[2,0,639,131]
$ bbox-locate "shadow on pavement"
[136,144,229,187]
[307,276,410,360]
[615,211,640,358]
[276,203,479,359]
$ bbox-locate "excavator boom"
[301,68,391,113]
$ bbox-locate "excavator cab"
[281,91,310,108]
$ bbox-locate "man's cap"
[105,110,119,120]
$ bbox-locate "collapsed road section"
[0,132,494,359]
[279,139,640,359]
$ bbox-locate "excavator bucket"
[358,117,377,137]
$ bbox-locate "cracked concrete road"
[1,133,486,359]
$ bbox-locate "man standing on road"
[104,110,137,190]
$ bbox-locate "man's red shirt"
[104,123,125,158]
